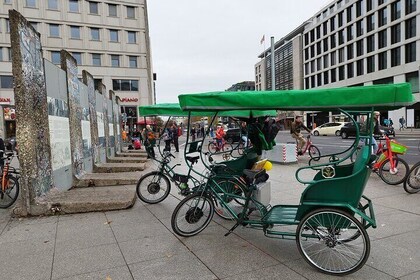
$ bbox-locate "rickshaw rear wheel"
[213,179,246,220]
[404,162,420,194]
[136,171,171,204]
[296,208,370,275]
[171,193,214,237]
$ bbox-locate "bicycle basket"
[390,141,408,154]
[173,173,189,183]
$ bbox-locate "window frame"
[68,0,79,13]
[49,24,60,37]
[70,25,81,39]
[108,3,117,17]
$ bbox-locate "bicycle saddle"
[186,156,199,164]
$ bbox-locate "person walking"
[162,128,172,152]
[122,129,127,143]
[145,125,156,158]
[190,126,196,142]
[389,118,393,128]
[171,123,179,152]
[399,116,405,130]
[290,116,311,155]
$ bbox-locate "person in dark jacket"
[171,123,179,152]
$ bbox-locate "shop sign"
[121,98,139,102]
[0,97,11,105]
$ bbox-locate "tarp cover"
[178,83,414,111]
[138,103,276,118]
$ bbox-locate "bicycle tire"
[208,142,217,154]
[0,175,19,209]
[213,179,246,220]
[171,193,214,237]
[309,145,321,161]
[222,143,233,152]
[378,157,409,185]
[403,162,420,194]
[136,171,171,204]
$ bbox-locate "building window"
[323,22,328,36]
[339,66,345,80]
[69,0,79,12]
[129,56,137,68]
[331,51,336,66]
[304,33,309,46]
[6,19,10,33]
[0,76,13,88]
[316,26,321,40]
[356,0,365,17]
[378,0,386,5]
[92,53,101,66]
[90,28,100,40]
[89,1,99,14]
[25,0,36,8]
[109,29,119,42]
[406,0,416,14]
[310,30,315,42]
[366,0,373,11]
[337,0,342,8]
[323,71,329,84]
[317,74,322,86]
[367,14,375,32]
[347,25,354,41]
[7,48,11,61]
[127,6,135,18]
[367,35,375,53]
[70,26,80,39]
[346,6,352,22]
[347,44,354,59]
[330,16,335,31]
[405,17,416,39]
[391,24,401,44]
[378,7,387,27]
[323,39,329,52]
[347,63,354,78]
[49,24,60,37]
[373,77,394,84]
[391,1,401,20]
[406,71,419,93]
[4,0,12,4]
[317,57,322,71]
[331,68,336,83]
[356,19,364,37]
[405,42,416,63]
[338,11,343,27]
[378,51,387,70]
[0,48,2,61]
[48,0,58,10]
[323,55,329,68]
[378,30,387,48]
[108,4,117,16]
[338,30,344,45]
[72,52,82,65]
[339,48,345,63]
[51,51,60,64]
[357,59,364,76]
[367,56,375,73]
[356,39,363,56]
[112,79,138,91]
[304,48,309,61]
[111,55,120,67]
[330,33,336,49]
[127,31,136,43]
[94,79,102,90]
[317,42,322,55]
[391,47,401,66]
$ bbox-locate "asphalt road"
[275,131,419,165]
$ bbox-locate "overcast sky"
[147,0,332,103]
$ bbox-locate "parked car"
[340,122,395,139]
[312,122,346,136]
[224,128,241,143]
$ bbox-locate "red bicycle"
[352,135,409,185]
[208,137,233,154]
[297,135,321,161]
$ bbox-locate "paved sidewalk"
[0,158,419,279]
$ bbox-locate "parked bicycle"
[351,135,409,185]
[136,151,203,204]
[0,151,20,208]
[404,140,420,193]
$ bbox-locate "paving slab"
[56,265,133,280]
[223,263,306,280]
[93,162,145,173]
[75,172,142,187]
[43,185,136,214]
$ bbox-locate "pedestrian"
[389,118,393,128]
[372,112,382,154]
[0,136,4,169]
[384,118,389,127]
[209,126,214,138]
[190,126,196,142]
[200,126,205,139]
[171,123,180,152]
[215,125,225,150]
[162,128,172,152]
[132,138,141,150]
[122,129,127,143]
[240,121,250,147]
[399,116,405,130]
[145,125,156,158]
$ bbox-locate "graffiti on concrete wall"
[61,51,85,179]
[103,90,110,156]
[83,71,100,163]
[10,10,53,199]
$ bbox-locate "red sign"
[121,98,138,102]
[0,98,11,104]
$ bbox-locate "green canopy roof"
[178,83,414,111]
[138,103,276,118]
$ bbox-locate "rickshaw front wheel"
[296,208,370,275]
[136,171,171,204]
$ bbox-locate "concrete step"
[93,163,145,173]
[116,151,148,158]
[75,172,142,187]
[107,156,148,163]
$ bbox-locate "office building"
[0,0,155,137]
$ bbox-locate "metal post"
[271,36,275,91]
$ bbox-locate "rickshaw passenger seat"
[243,169,267,184]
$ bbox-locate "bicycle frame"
[372,136,401,171]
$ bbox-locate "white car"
[312,122,346,136]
